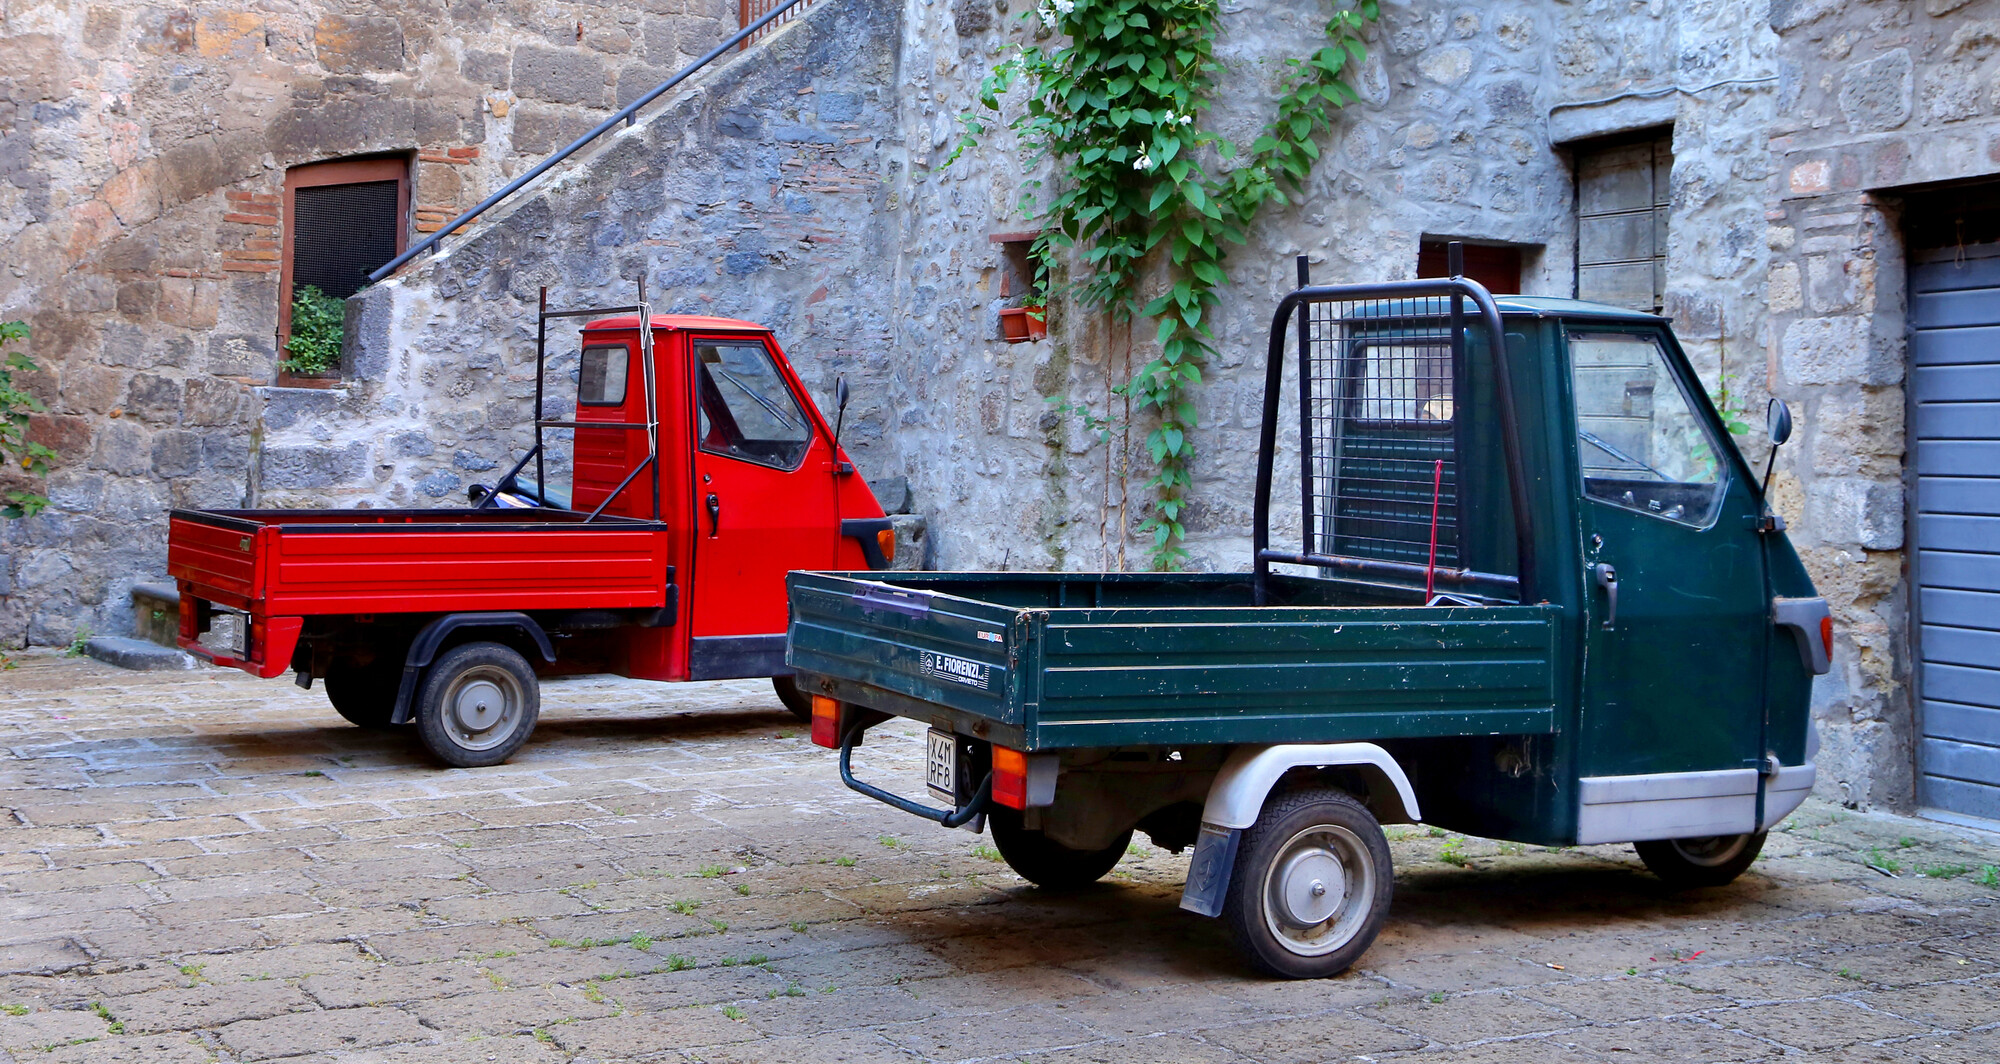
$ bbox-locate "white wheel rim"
[1671,834,1750,867]
[443,666,523,751]
[1261,823,1376,957]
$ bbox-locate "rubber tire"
[1222,787,1394,979]
[322,659,400,730]
[414,642,540,768]
[1635,832,1766,889]
[772,675,813,723]
[988,807,1130,889]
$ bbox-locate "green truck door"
[1566,325,1769,844]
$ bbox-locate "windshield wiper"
[1578,429,1669,480]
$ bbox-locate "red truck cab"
[167,296,888,768]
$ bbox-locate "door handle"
[705,493,721,538]
[1593,563,1619,630]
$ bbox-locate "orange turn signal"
[1820,616,1834,663]
[991,745,1028,809]
[876,528,896,565]
[811,695,841,748]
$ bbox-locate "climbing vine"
[1,320,55,522]
[959,0,1378,567]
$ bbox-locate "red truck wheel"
[323,660,400,730]
[771,676,813,723]
[414,642,540,768]
[1223,787,1393,979]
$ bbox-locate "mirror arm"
[830,376,854,474]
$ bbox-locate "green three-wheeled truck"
[785,267,1833,978]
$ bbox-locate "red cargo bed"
[168,507,674,676]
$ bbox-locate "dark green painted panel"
[1036,706,1556,749]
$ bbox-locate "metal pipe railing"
[367,0,816,284]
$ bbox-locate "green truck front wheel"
[1635,832,1767,889]
[1223,787,1393,979]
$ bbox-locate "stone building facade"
[0,0,744,645]
[5,0,1995,820]
[1762,0,2000,818]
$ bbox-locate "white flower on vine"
[1037,0,1073,29]
[1133,151,1155,171]
[1178,112,1194,125]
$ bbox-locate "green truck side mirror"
[1758,398,1793,511]
[1767,398,1793,446]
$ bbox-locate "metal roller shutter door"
[1910,243,2000,821]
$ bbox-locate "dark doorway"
[1417,240,1524,296]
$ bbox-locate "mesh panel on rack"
[1300,297,1461,567]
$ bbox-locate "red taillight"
[811,695,840,748]
[1820,616,1834,662]
[876,528,896,565]
[991,745,1028,809]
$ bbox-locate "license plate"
[926,729,957,804]
[200,610,247,659]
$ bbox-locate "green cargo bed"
[786,571,1560,751]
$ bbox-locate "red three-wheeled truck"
[166,289,892,766]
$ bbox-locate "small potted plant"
[277,285,345,386]
[1000,238,1053,343]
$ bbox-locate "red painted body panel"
[165,315,882,691]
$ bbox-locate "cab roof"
[1342,294,1666,327]
[1489,295,1665,322]
[582,314,769,332]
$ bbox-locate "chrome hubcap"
[1262,824,1375,957]
[1672,834,1750,867]
[442,667,522,751]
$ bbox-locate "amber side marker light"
[1821,616,1834,663]
[992,745,1028,809]
[876,528,896,565]
[811,695,840,749]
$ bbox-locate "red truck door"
[685,333,838,679]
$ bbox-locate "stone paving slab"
[1,650,1997,1062]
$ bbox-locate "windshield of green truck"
[1569,329,1725,529]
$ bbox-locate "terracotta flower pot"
[1024,304,1047,340]
[998,306,1032,343]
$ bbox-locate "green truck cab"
[785,273,1833,978]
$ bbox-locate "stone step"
[84,635,195,671]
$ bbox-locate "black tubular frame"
[366,0,814,284]
[1251,274,1539,607]
[478,283,660,522]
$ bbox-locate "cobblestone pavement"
[1,652,1997,1063]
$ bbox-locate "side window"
[577,345,628,405]
[695,340,813,469]
[1569,329,1725,528]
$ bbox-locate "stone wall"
[885,0,1777,576]
[0,0,740,646]
[2,0,1947,815]
[1763,0,2000,810]
[288,0,903,512]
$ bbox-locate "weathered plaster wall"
[1763,0,2000,810]
[0,0,740,645]
[282,0,904,512]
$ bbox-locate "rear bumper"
[176,595,301,680]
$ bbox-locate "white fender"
[1179,743,1420,918]
[1200,743,1421,830]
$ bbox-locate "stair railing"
[368,0,817,284]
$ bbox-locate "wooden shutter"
[1575,133,1671,313]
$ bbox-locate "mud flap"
[1178,822,1242,917]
